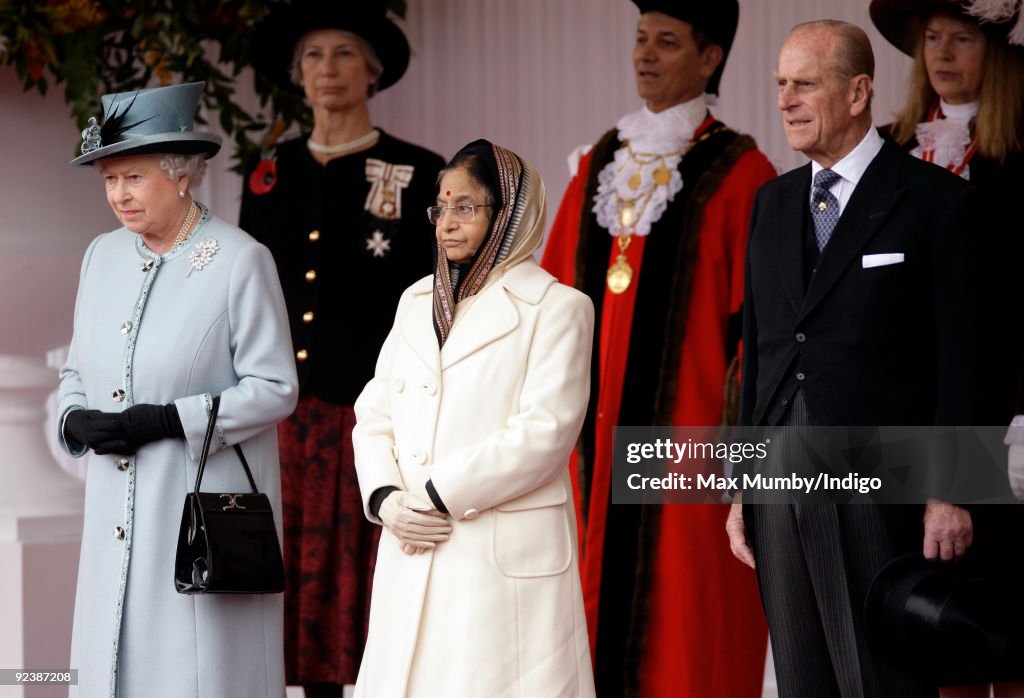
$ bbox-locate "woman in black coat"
[871,0,1024,695]
[241,3,443,696]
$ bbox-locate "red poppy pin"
[248,149,277,195]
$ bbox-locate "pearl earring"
[179,190,185,199]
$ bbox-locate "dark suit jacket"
[739,139,994,430]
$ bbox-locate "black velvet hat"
[864,554,1024,684]
[70,82,221,167]
[630,0,739,95]
[249,0,410,93]
[870,0,1020,55]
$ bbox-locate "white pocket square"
[862,253,904,268]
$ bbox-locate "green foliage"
[0,0,406,172]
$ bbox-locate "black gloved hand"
[90,403,185,455]
[64,409,123,452]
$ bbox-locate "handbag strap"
[193,395,259,495]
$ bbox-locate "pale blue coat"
[58,210,297,697]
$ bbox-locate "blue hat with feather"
[70,82,222,167]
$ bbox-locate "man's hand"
[726,493,756,569]
[923,499,972,561]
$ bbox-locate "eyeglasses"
[426,203,493,225]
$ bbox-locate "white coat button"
[112,389,126,402]
[463,509,479,520]
[423,381,437,396]
[412,449,427,465]
[113,526,126,540]
[393,377,405,393]
[391,445,399,461]
[115,458,129,472]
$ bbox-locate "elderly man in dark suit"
[725,19,989,698]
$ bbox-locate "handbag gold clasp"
[219,494,247,511]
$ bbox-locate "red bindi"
[445,190,451,197]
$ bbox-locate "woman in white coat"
[353,140,597,697]
[58,82,297,696]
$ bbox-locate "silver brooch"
[80,117,102,155]
[365,230,391,258]
[187,237,219,276]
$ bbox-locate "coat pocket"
[493,479,572,578]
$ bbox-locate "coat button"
[113,526,126,540]
[412,449,427,465]
[309,230,320,242]
[121,321,133,334]
[795,332,806,343]
[463,509,479,520]
[796,372,806,381]
[302,311,314,323]
[296,349,309,362]
[423,382,438,396]
[391,445,399,461]
[393,377,405,393]
[115,458,129,472]
[112,388,126,402]
[305,270,317,282]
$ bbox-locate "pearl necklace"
[307,129,380,155]
[169,201,198,251]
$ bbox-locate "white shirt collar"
[810,126,884,189]
[939,98,979,122]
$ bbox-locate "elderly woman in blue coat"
[58,82,298,697]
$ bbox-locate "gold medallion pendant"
[606,234,633,294]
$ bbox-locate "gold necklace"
[605,126,727,295]
[606,141,678,295]
[169,201,198,251]
[623,141,677,190]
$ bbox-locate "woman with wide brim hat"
[240,2,444,695]
[60,81,298,696]
[871,3,1024,696]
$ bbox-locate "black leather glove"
[63,409,122,452]
[89,403,185,455]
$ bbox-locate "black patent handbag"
[174,396,286,594]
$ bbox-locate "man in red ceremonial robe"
[541,1,776,695]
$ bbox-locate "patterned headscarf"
[432,139,546,346]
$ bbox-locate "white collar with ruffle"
[593,96,709,237]
[910,99,979,179]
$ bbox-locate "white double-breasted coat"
[353,259,596,697]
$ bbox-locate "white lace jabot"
[593,96,708,237]
[910,99,979,179]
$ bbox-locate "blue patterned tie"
[811,169,841,251]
